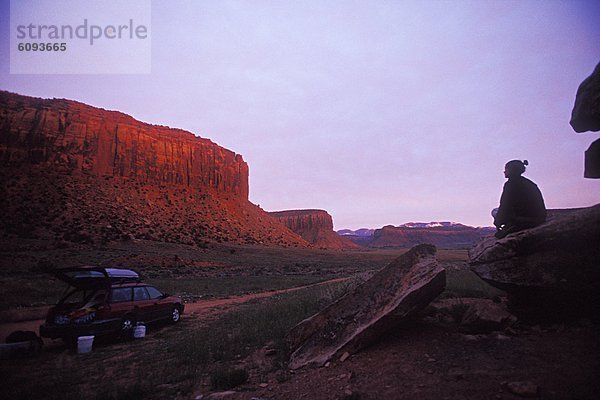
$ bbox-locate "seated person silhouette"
[493,160,546,239]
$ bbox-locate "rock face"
[0,90,248,197]
[571,62,600,133]
[367,223,494,249]
[469,206,600,319]
[269,209,358,249]
[0,91,308,247]
[287,244,445,369]
[584,139,600,178]
[570,61,600,178]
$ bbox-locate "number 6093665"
[18,42,67,51]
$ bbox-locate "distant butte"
[269,209,358,250]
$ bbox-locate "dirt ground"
[2,240,599,400]
[2,285,599,400]
[200,320,600,400]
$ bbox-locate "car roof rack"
[104,268,140,283]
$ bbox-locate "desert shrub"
[276,371,291,383]
[343,391,362,400]
[210,368,249,390]
[94,382,147,400]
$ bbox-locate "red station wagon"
[40,267,184,341]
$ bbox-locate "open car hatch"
[52,266,140,290]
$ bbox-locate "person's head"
[504,159,528,178]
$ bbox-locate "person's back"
[494,160,546,238]
[503,175,546,225]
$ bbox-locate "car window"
[61,289,88,305]
[146,286,163,299]
[110,287,132,303]
[83,291,107,307]
[133,287,150,301]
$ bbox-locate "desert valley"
[0,88,598,400]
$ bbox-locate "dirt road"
[183,276,350,314]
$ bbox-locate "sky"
[1,0,599,230]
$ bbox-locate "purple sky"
[1,0,599,230]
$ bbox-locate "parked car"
[40,266,184,341]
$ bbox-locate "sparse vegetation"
[211,368,249,390]
[1,281,351,400]
[4,235,592,400]
[442,269,505,299]
[0,239,510,399]
[0,240,493,312]
[0,240,401,310]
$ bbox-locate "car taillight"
[72,312,96,324]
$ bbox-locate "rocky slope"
[268,210,358,250]
[0,90,308,247]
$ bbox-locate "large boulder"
[571,62,600,133]
[570,61,600,178]
[584,138,600,179]
[287,244,445,369]
[469,205,600,320]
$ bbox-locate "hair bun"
[523,160,529,166]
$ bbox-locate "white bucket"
[133,324,146,339]
[77,336,94,354]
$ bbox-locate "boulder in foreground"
[469,205,600,320]
[570,62,600,133]
[570,61,600,178]
[287,244,445,369]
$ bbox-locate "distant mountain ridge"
[400,222,472,229]
[337,228,376,237]
[338,222,495,249]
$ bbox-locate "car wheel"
[120,315,135,340]
[171,306,181,323]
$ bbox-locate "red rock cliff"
[0,91,308,247]
[269,209,358,250]
[0,90,248,198]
